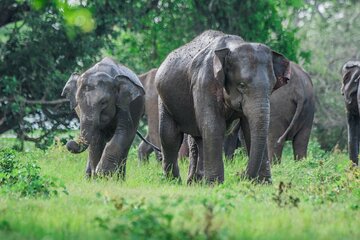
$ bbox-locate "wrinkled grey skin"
[341,60,360,165]
[223,63,315,164]
[137,69,189,162]
[155,30,291,184]
[62,57,145,178]
[267,62,315,163]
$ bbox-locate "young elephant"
[62,57,145,178]
[341,60,360,165]
[155,30,290,183]
[137,69,189,162]
[222,63,315,164]
[267,62,315,163]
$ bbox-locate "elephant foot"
[186,172,204,185]
[257,175,273,184]
[236,171,272,184]
[162,174,182,184]
[204,174,224,185]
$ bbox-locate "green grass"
[0,141,359,240]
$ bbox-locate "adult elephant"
[137,69,189,162]
[222,63,315,164]
[62,57,145,178]
[155,30,290,183]
[341,60,360,165]
[267,62,315,163]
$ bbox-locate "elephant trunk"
[65,116,97,154]
[244,99,270,179]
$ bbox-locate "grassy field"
[0,139,359,240]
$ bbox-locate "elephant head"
[62,57,145,153]
[213,43,290,178]
[341,61,360,105]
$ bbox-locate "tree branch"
[0,97,69,105]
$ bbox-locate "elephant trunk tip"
[66,140,88,154]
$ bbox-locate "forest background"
[0,0,359,151]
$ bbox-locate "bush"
[0,149,68,198]
[95,197,225,240]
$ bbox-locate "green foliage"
[299,1,360,150]
[0,141,359,239]
[106,0,305,74]
[0,149,68,198]
[0,0,119,148]
[1,0,305,150]
[95,196,225,240]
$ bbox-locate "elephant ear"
[213,48,230,84]
[115,75,145,111]
[62,73,80,110]
[272,51,291,91]
[341,62,360,104]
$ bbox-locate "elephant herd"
[61,30,358,184]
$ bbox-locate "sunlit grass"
[0,141,359,239]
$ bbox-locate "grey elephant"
[267,62,315,163]
[222,62,315,164]
[155,30,290,183]
[62,57,145,178]
[341,60,360,165]
[137,68,189,162]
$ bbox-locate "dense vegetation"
[0,1,360,238]
[0,140,359,239]
[2,0,304,149]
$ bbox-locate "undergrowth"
[0,141,359,240]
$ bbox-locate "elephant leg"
[178,134,189,160]
[187,135,198,184]
[96,111,138,179]
[194,103,225,183]
[187,136,204,184]
[293,127,312,161]
[267,136,284,164]
[240,117,251,156]
[195,138,204,180]
[86,138,106,178]
[159,103,182,179]
[85,160,91,178]
[223,120,241,160]
[347,113,359,165]
[96,129,135,179]
[258,147,272,183]
[138,134,154,163]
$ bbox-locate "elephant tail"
[277,99,304,144]
[136,131,162,152]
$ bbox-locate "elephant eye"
[100,99,108,107]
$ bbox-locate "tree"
[297,0,360,150]
[0,0,305,149]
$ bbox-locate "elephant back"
[82,57,144,89]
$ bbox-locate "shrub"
[95,197,225,240]
[0,149,68,198]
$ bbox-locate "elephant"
[155,30,291,184]
[61,57,145,178]
[341,60,360,165]
[267,62,315,163]
[137,68,189,162]
[222,62,315,164]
